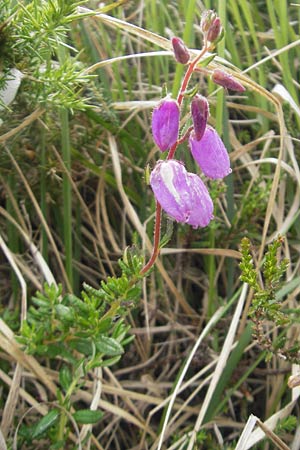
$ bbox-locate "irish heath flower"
[150,160,213,228]
[189,126,231,179]
[152,97,180,151]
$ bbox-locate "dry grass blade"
[0,232,27,321]
[1,364,23,439]
[161,247,241,259]
[4,147,71,291]
[0,320,57,396]
[78,8,172,50]
[0,368,48,416]
[187,283,249,449]
[0,233,27,437]
[0,427,8,450]
[239,395,299,449]
[0,108,45,143]
[0,207,57,286]
[236,414,291,450]
[154,306,226,450]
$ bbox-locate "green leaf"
[97,317,113,334]
[69,338,93,355]
[46,344,77,364]
[31,409,60,439]
[59,365,73,391]
[100,355,122,367]
[55,304,75,322]
[198,53,217,67]
[95,336,124,356]
[63,293,90,313]
[73,409,103,424]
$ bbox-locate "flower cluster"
[148,10,245,231]
[150,97,230,228]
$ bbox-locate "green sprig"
[239,236,300,363]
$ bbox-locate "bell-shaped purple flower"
[150,160,213,228]
[152,97,180,151]
[189,126,231,179]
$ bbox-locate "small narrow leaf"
[198,53,217,67]
[95,336,124,356]
[73,409,104,424]
[31,409,60,439]
[59,365,73,391]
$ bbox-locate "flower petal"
[150,160,213,228]
[189,127,231,179]
[185,172,214,228]
[152,97,180,151]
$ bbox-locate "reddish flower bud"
[150,160,213,228]
[212,69,246,92]
[207,17,222,43]
[189,126,231,179]
[171,37,190,65]
[200,10,217,34]
[190,95,209,141]
[152,97,180,151]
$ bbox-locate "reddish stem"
[140,45,208,274]
[140,202,162,274]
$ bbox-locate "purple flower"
[189,126,231,179]
[152,97,180,151]
[150,160,213,228]
[191,95,209,141]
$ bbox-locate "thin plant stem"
[57,43,73,289]
[60,107,73,289]
[141,45,209,274]
[40,124,48,261]
[140,202,162,275]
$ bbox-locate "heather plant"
[0,1,300,450]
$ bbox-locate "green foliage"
[1,1,300,448]
[18,251,143,363]
[72,409,104,424]
[15,250,144,448]
[240,236,300,362]
[10,0,85,62]
[275,415,298,435]
[1,0,95,111]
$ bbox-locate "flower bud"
[171,37,190,64]
[212,69,246,92]
[189,126,231,179]
[190,95,209,141]
[200,10,217,34]
[150,160,213,228]
[206,17,222,43]
[152,97,180,151]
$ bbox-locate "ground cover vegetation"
[0,0,300,449]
